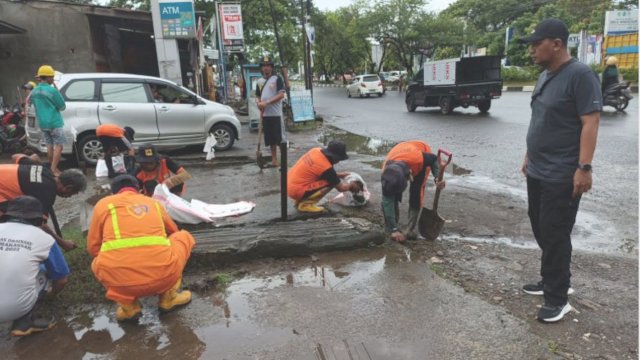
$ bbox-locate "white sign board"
[219,3,244,52]
[604,10,638,34]
[423,59,459,86]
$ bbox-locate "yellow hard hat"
[36,65,55,77]
[606,56,618,66]
[23,81,37,90]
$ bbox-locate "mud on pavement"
[0,123,637,359]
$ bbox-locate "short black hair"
[59,169,87,193]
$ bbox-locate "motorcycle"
[603,81,633,112]
[0,103,27,155]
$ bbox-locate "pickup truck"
[405,55,502,115]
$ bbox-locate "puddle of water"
[319,126,396,156]
[195,252,388,358]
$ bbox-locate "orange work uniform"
[87,189,195,304]
[136,158,186,196]
[287,147,335,201]
[383,141,434,209]
[0,159,57,215]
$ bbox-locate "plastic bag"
[95,159,108,178]
[152,184,256,224]
[330,172,371,207]
[203,134,217,160]
[111,154,126,174]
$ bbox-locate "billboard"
[219,3,244,52]
[604,10,638,35]
[159,0,196,39]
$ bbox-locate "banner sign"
[290,90,314,122]
[604,10,638,34]
[159,0,196,38]
[219,3,245,52]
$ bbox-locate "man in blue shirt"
[0,196,70,336]
[30,65,66,176]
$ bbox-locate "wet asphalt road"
[314,87,639,253]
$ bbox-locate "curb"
[312,83,638,93]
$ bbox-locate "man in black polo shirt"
[519,19,602,323]
[0,155,87,251]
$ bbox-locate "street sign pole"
[215,1,228,103]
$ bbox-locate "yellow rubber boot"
[158,279,192,313]
[116,300,142,322]
[296,189,327,213]
[297,200,325,213]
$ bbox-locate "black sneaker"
[522,282,574,296]
[537,303,572,323]
[11,314,56,337]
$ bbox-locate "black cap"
[381,162,409,196]
[322,140,349,162]
[518,19,569,45]
[111,174,139,194]
[5,196,43,219]
[259,55,275,66]
[123,126,135,142]
[136,144,160,163]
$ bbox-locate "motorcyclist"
[602,56,621,93]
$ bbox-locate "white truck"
[405,55,502,115]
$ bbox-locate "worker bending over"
[96,124,136,178]
[381,140,445,242]
[288,140,362,213]
[135,144,191,197]
[87,175,195,321]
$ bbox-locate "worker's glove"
[163,170,192,188]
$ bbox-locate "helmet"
[259,56,274,67]
[23,81,37,90]
[606,56,618,66]
[36,65,55,77]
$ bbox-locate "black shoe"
[11,314,55,336]
[537,303,572,323]
[523,281,574,296]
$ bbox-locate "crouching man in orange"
[87,174,195,322]
[287,140,362,213]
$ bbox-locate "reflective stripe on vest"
[101,202,170,252]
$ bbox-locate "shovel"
[418,148,453,241]
[256,111,266,169]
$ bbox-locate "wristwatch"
[578,163,592,172]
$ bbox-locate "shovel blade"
[256,152,265,169]
[418,208,445,241]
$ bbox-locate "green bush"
[501,66,540,82]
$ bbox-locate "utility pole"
[306,0,313,97]
[300,0,310,90]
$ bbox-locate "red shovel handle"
[437,148,453,174]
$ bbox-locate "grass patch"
[287,120,322,133]
[430,263,445,277]
[547,340,559,353]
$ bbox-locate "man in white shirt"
[0,196,70,336]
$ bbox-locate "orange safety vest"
[96,124,125,138]
[383,141,432,176]
[288,147,334,201]
[136,159,184,196]
[0,165,21,203]
[87,191,181,287]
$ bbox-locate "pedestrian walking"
[87,175,196,322]
[0,196,70,337]
[255,56,286,168]
[30,65,66,176]
[288,141,362,213]
[381,140,445,242]
[518,19,602,323]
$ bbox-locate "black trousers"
[527,176,581,306]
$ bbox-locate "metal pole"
[215,1,228,103]
[306,0,313,97]
[280,142,288,220]
[300,0,309,90]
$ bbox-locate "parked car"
[346,74,384,98]
[26,73,242,165]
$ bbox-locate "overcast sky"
[314,0,456,13]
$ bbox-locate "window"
[363,75,379,82]
[64,80,96,101]
[148,83,193,104]
[101,83,148,103]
